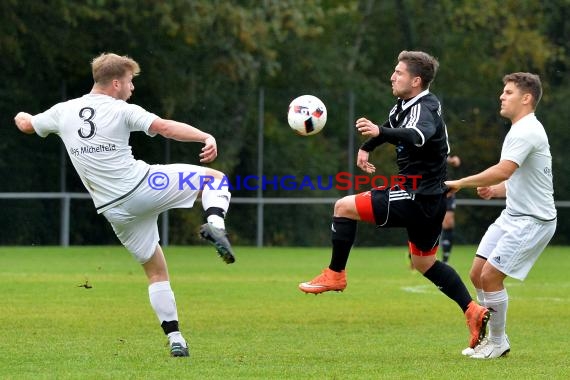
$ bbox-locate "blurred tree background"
[0,0,568,247]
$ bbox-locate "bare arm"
[477,181,507,200]
[149,118,217,163]
[14,112,35,134]
[445,159,518,194]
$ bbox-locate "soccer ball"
[287,95,327,136]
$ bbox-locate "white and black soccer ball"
[287,95,327,136]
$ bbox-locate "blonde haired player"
[14,53,236,358]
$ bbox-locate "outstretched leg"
[199,168,235,263]
[298,195,361,294]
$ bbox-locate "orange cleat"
[465,301,490,348]
[298,268,347,294]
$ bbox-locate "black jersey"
[360,91,449,195]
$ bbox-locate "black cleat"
[199,223,236,264]
[170,342,189,357]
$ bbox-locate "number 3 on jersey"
[78,107,97,139]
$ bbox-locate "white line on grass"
[400,285,569,302]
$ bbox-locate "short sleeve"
[123,103,159,137]
[501,131,533,166]
[31,104,62,137]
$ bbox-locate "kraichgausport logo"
[147,171,422,192]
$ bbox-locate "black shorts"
[355,187,446,253]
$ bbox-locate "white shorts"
[476,210,556,280]
[103,163,207,263]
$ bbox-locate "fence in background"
[1,192,567,247]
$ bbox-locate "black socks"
[423,260,472,312]
[328,217,357,272]
[205,206,225,219]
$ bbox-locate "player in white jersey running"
[446,72,556,359]
[14,53,237,358]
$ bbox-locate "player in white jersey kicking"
[446,72,556,359]
[14,52,237,358]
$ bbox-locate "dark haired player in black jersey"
[298,50,489,350]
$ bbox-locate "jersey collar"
[401,89,430,111]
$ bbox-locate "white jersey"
[32,94,159,213]
[500,113,556,221]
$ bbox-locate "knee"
[205,168,226,180]
[334,197,352,217]
[479,270,502,290]
[469,268,481,288]
[411,255,436,273]
[202,169,230,195]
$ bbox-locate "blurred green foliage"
[1,0,568,246]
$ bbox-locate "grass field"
[0,245,569,379]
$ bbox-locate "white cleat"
[471,336,510,359]
[462,338,488,356]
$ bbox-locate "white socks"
[483,289,509,345]
[201,178,231,223]
[475,288,485,306]
[149,281,188,346]
[201,177,231,229]
[148,281,179,324]
[167,331,187,347]
[207,215,226,229]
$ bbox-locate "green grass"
[0,245,569,379]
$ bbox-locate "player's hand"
[477,186,494,200]
[447,155,461,167]
[357,149,376,173]
[200,136,217,163]
[355,117,380,137]
[444,180,461,194]
[14,112,35,134]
